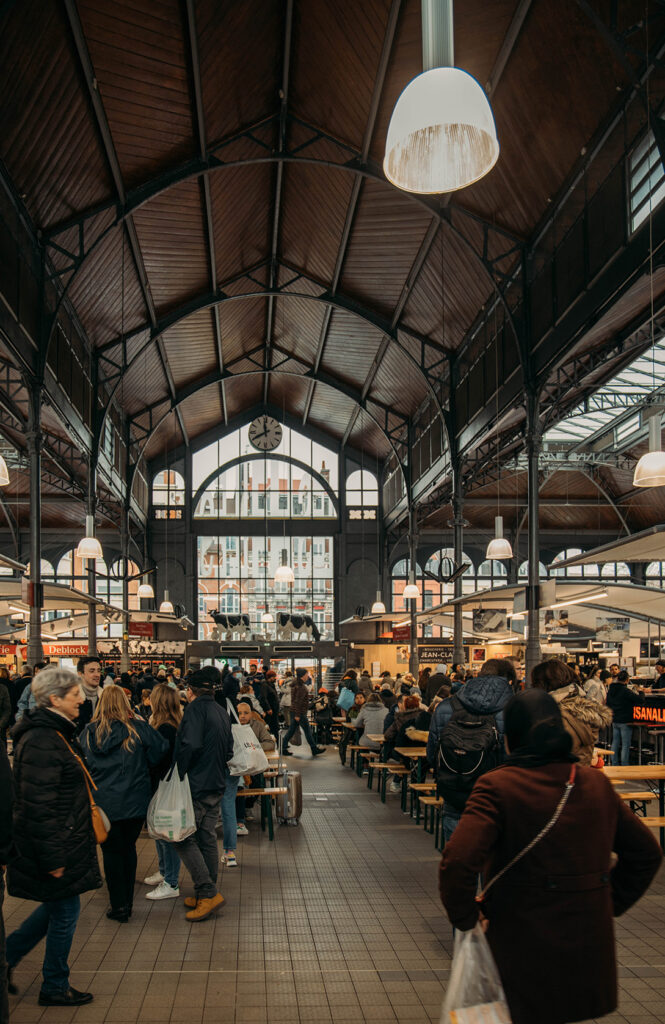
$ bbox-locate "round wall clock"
[248,415,283,452]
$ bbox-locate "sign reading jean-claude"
[632,696,665,726]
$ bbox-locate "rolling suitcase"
[276,768,302,825]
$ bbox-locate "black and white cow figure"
[210,611,251,640]
[276,612,321,642]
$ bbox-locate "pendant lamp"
[383,0,499,194]
[403,568,420,601]
[76,514,103,560]
[0,455,9,486]
[633,415,665,487]
[261,612,274,624]
[137,580,154,600]
[159,589,174,614]
[486,515,513,560]
[275,545,294,584]
[371,591,386,614]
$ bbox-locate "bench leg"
[380,769,387,803]
[264,795,274,841]
[400,775,408,813]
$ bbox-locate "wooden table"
[367,734,384,743]
[603,764,665,848]
[394,746,429,782]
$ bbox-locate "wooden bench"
[236,786,288,840]
[640,817,665,829]
[367,762,410,803]
[347,744,372,775]
[409,782,436,821]
[419,795,444,848]
[619,791,655,815]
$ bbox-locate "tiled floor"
[4,748,665,1023]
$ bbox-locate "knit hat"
[296,667,309,679]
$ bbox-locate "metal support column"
[452,461,465,666]
[86,464,98,657]
[525,393,541,685]
[408,506,419,677]
[120,502,130,673]
[26,387,43,668]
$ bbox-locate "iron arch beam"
[42,123,525,380]
[98,286,448,452]
[127,367,409,501]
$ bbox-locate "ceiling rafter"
[184,0,227,425]
[62,0,189,449]
[303,0,402,427]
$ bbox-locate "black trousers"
[101,817,144,912]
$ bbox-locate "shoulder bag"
[57,732,110,844]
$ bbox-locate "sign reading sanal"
[632,699,665,726]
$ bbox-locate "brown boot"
[183,896,197,908]
[185,893,225,921]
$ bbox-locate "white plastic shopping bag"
[441,924,512,1024]
[146,767,196,842]
[228,723,270,776]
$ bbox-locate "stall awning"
[546,525,665,569]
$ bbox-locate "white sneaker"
[143,872,164,886]
[237,823,249,836]
[146,881,179,900]
[223,852,238,867]
[389,778,402,794]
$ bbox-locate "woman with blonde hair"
[81,685,167,922]
[143,684,182,900]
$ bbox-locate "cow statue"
[210,611,251,640]
[276,612,321,642]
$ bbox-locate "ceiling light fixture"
[76,514,103,560]
[633,413,665,487]
[371,593,387,614]
[383,0,499,194]
[549,589,608,610]
[137,581,154,600]
[486,515,513,560]
[159,589,174,614]
[261,612,274,624]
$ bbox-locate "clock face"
[248,416,283,452]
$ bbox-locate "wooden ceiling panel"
[347,409,391,458]
[161,309,218,390]
[210,165,272,283]
[274,296,327,367]
[321,309,384,386]
[307,387,356,440]
[78,0,194,186]
[370,340,428,413]
[280,164,355,285]
[132,180,209,313]
[219,299,267,365]
[121,345,169,415]
[0,1,114,229]
[267,373,310,419]
[198,0,281,144]
[290,0,391,151]
[144,412,184,459]
[179,385,224,442]
[340,179,432,317]
[223,376,263,421]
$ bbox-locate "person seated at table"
[531,659,613,766]
[234,700,275,833]
[347,691,365,722]
[340,670,358,695]
[238,682,264,715]
[405,688,450,740]
[379,681,398,710]
[398,673,417,696]
[384,695,423,791]
[353,692,388,751]
[423,670,449,706]
[313,685,334,743]
[606,671,644,766]
[336,692,365,765]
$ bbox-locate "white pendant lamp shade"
[76,514,103,560]
[371,590,386,614]
[486,515,513,560]
[633,416,665,487]
[383,67,499,194]
[159,590,174,614]
[261,612,274,623]
[274,564,295,584]
[0,455,9,486]
[403,581,420,600]
[137,581,154,600]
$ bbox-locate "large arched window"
[152,470,185,518]
[647,562,665,587]
[391,558,424,612]
[518,560,548,579]
[346,470,378,507]
[551,549,600,578]
[601,561,630,580]
[194,458,337,521]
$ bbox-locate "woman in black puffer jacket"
[7,667,102,1008]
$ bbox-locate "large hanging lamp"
[159,589,174,614]
[371,592,386,614]
[486,515,513,560]
[274,548,295,585]
[76,514,103,560]
[633,414,665,487]
[403,569,421,601]
[383,0,499,194]
[137,579,154,600]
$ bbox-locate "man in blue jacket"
[427,659,514,843]
[173,670,232,922]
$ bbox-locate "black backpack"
[437,696,500,812]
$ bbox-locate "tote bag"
[146,767,196,842]
[337,687,355,712]
[226,700,270,777]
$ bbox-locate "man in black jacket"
[0,741,13,1024]
[173,670,232,922]
[75,656,102,734]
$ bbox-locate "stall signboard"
[129,621,154,637]
[0,644,17,657]
[632,697,665,726]
[544,609,569,634]
[20,642,88,658]
[472,609,507,634]
[418,645,471,664]
[392,625,411,643]
[596,616,630,642]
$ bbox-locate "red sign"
[129,621,154,638]
[392,625,412,643]
[20,643,89,659]
[633,701,665,726]
[0,644,16,657]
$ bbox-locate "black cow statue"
[276,612,321,642]
[209,611,251,639]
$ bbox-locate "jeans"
[6,894,81,996]
[282,716,318,754]
[101,817,144,912]
[0,873,8,1024]
[613,723,633,766]
[442,809,461,845]
[156,839,181,889]
[174,792,221,899]
[220,774,240,852]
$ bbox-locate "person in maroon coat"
[439,690,662,1024]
